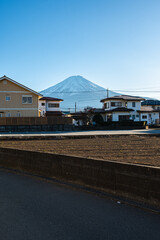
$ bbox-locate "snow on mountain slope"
[40,76,119,112]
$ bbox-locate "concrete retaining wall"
[0,147,159,206]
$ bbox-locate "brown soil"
[0,135,160,167]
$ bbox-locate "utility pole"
[75,102,77,113]
[107,88,109,98]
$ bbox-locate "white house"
[100,95,159,125]
[138,106,159,125]
[141,100,160,110]
[39,97,63,117]
[141,100,160,121]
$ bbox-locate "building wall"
[104,111,159,125]
[39,100,46,116]
[140,112,159,124]
[151,113,159,124]
[39,100,61,116]
[0,110,39,118]
[0,79,39,117]
[127,101,141,111]
[139,112,159,124]
[104,100,141,111]
[129,112,140,121]
[154,105,160,110]
[102,99,159,124]
[112,112,130,121]
[105,100,125,110]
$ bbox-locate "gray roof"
[105,107,134,113]
[141,100,160,106]
[138,106,159,113]
[39,97,63,101]
[101,95,145,102]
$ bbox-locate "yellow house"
[0,75,42,117]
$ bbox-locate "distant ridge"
[40,76,119,111]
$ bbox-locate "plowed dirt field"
[0,135,160,167]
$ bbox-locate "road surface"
[0,128,160,139]
[0,170,159,240]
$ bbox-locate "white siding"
[139,112,159,124]
[112,112,130,121]
[127,101,141,111]
[39,100,46,116]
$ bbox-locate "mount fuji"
[40,76,119,112]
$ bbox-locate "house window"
[104,103,109,109]
[22,96,32,104]
[41,103,45,106]
[132,102,136,107]
[132,115,135,120]
[6,112,11,117]
[16,112,21,117]
[111,102,114,106]
[6,96,11,101]
[48,103,59,108]
[136,115,139,118]
[111,102,122,107]
[142,115,147,119]
[0,113,2,117]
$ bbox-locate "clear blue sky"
[0,0,160,98]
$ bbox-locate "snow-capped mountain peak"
[40,76,118,112]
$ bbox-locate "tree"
[92,114,104,125]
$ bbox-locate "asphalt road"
[0,170,159,240]
[0,128,160,139]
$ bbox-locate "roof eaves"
[101,95,145,102]
[105,108,134,113]
[39,97,63,101]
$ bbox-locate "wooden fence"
[0,117,72,126]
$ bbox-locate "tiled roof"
[105,107,134,113]
[101,95,145,102]
[138,106,159,112]
[39,97,63,101]
[141,100,160,106]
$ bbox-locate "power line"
[41,89,160,94]
[112,90,160,93]
[47,90,107,93]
